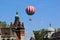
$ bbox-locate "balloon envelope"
[26,6,35,15]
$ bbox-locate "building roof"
[48,24,55,32]
[52,32,60,38]
[0,28,13,35]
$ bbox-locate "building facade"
[0,11,25,40]
[44,24,60,40]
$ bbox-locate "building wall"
[1,35,16,40]
[0,35,1,40]
[1,38,16,40]
[21,36,24,40]
[20,30,25,40]
[48,31,55,38]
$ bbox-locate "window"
[2,39,5,40]
[12,39,16,40]
[12,39,13,40]
[7,39,10,40]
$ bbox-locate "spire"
[22,22,24,27]
[49,24,51,27]
[16,8,18,12]
[48,24,55,32]
[10,22,12,26]
[14,9,19,25]
[15,8,19,18]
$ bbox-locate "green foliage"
[0,21,7,28]
[33,29,57,40]
[33,29,46,40]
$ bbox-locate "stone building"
[0,11,25,40]
[44,24,55,38]
[44,24,60,40]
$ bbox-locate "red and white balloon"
[26,6,35,15]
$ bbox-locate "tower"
[44,24,55,39]
[10,11,25,40]
[47,24,55,38]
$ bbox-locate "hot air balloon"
[26,6,35,21]
[26,6,35,15]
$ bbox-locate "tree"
[0,21,7,28]
[33,29,46,40]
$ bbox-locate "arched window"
[12,39,13,40]
[2,39,5,40]
[7,39,10,40]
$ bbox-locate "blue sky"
[0,0,60,40]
